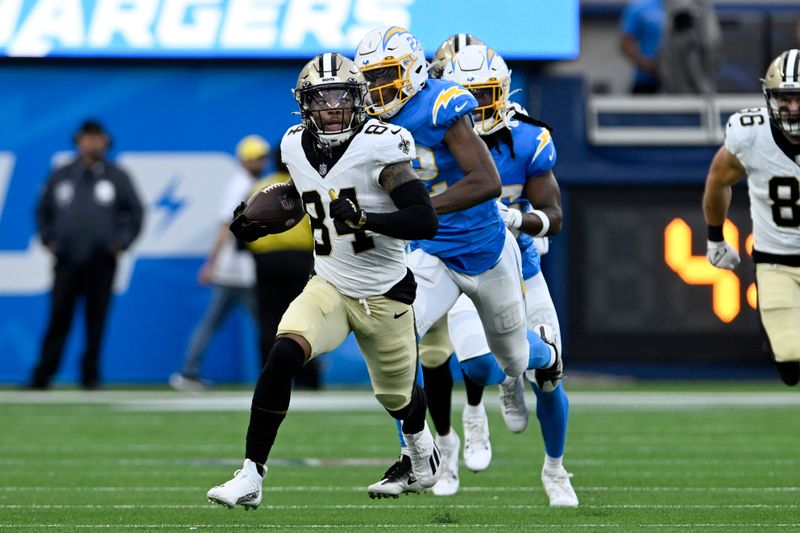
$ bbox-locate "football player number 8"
[301,189,376,255]
[768,176,800,227]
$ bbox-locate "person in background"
[169,135,265,391]
[246,147,317,389]
[29,119,143,390]
[658,0,721,95]
[620,0,664,94]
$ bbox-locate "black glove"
[229,202,270,243]
[330,197,367,229]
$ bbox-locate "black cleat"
[775,361,800,387]
[367,455,423,499]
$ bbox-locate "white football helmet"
[294,53,368,148]
[763,49,800,137]
[354,26,428,119]
[442,45,510,136]
[429,33,485,80]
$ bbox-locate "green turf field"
[1,385,798,532]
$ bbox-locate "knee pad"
[377,393,410,412]
[386,384,425,420]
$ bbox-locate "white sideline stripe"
[2,486,799,493]
[3,457,800,467]
[2,525,800,529]
[1,390,799,410]
[1,504,799,510]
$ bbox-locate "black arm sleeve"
[362,179,438,240]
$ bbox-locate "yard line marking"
[2,485,799,493]
[1,390,799,410]
[2,524,800,529]
[4,457,799,468]
[1,503,799,510]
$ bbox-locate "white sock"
[463,402,484,417]
[546,345,557,368]
[544,455,563,470]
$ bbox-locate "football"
[242,182,305,233]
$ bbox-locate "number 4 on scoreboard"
[664,219,741,323]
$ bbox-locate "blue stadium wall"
[0,62,768,385]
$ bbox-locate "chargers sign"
[0,0,578,59]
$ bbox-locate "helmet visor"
[300,85,361,134]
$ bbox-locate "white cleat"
[207,459,264,510]
[462,403,492,472]
[432,429,460,496]
[169,373,211,392]
[367,455,423,499]
[403,422,441,489]
[541,464,579,507]
[499,374,529,433]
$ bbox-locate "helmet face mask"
[763,49,800,137]
[355,27,428,119]
[442,45,510,136]
[294,53,367,148]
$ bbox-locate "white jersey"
[725,107,800,255]
[281,119,416,298]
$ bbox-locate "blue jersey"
[394,79,506,275]
[491,119,557,280]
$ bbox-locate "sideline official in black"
[29,120,144,390]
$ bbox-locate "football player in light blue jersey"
[426,43,577,506]
[355,27,562,499]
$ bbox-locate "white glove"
[496,200,523,229]
[533,236,549,256]
[706,240,740,270]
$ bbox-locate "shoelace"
[500,383,519,410]
[464,417,488,449]
[544,469,574,483]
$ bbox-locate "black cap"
[75,119,107,137]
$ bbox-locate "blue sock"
[531,382,569,458]
[395,419,406,448]
[460,353,506,386]
[527,329,554,370]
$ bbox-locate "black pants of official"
[253,250,316,388]
[31,255,117,389]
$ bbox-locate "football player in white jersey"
[703,49,800,386]
[206,53,441,509]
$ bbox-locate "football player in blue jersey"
[427,44,577,506]
[354,27,562,499]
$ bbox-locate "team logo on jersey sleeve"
[398,137,411,154]
[533,130,552,161]
[432,87,472,126]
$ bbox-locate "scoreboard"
[568,186,763,364]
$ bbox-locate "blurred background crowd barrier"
[0,0,796,385]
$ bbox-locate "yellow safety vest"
[247,172,314,254]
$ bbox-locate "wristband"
[707,224,724,242]
[508,208,523,229]
[532,209,550,237]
